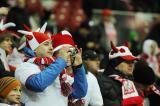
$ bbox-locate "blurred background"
[1,0,160,60]
[1,1,160,105]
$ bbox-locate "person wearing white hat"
[97,42,143,106]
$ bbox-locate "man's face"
[0,37,13,53]
[116,61,135,76]
[85,59,100,74]
[35,40,53,58]
[6,86,21,104]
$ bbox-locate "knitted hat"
[133,60,156,85]
[0,77,21,98]
[52,30,75,52]
[18,23,51,51]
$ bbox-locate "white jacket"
[84,72,103,106]
[15,62,73,106]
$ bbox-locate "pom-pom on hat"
[0,77,21,98]
[18,22,51,51]
[109,41,138,61]
[52,30,75,52]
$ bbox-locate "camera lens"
[69,48,78,57]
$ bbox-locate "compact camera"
[69,47,78,57]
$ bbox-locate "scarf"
[25,57,85,106]
[24,57,73,97]
[68,96,85,106]
[109,75,144,106]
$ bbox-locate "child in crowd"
[0,77,23,106]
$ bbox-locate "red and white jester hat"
[18,22,51,51]
[109,41,138,61]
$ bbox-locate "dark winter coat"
[97,65,133,106]
[148,78,160,106]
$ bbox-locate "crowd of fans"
[0,0,160,106]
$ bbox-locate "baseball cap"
[82,50,99,60]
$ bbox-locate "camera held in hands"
[69,47,78,57]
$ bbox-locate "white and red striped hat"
[52,30,75,52]
[18,23,51,51]
[109,42,138,61]
[27,32,51,51]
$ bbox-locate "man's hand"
[72,46,82,67]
